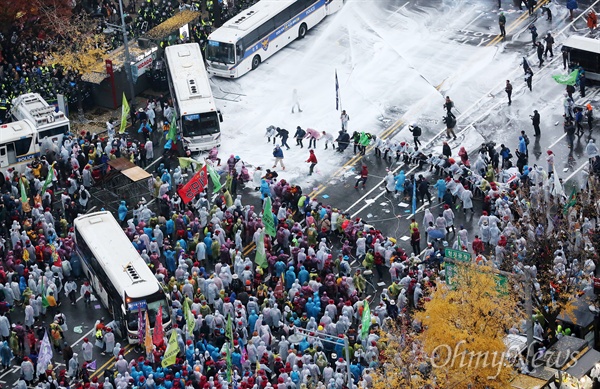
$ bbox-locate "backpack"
[523,135,530,146]
[56,315,64,325]
[81,190,88,200]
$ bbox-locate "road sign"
[444,248,472,262]
[444,248,471,286]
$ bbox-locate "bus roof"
[0,121,37,142]
[73,211,160,300]
[164,43,217,116]
[563,35,600,54]
[208,0,297,42]
[11,93,69,130]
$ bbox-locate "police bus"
[10,93,70,151]
[164,43,223,152]
[206,0,343,78]
[0,121,41,173]
[74,211,171,344]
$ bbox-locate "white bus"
[164,43,223,153]
[0,121,41,172]
[10,93,70,151]
[206,0,343,78]
[74,211,171,344]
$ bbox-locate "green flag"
[178,157,201,170]
[563,187,577,214]
[360,301,371,339]
[41,276,49,308]
[552,70,579,85]
[262,196,276,237]
[184,298,195,337]
[161,330,179,367]
[119,93,130,134]
[226,314,233,381]
[207,164,223,193]
[167,113,177,144]
[255,229,268,269]
[19,177,27,204]
[41,162,55,193]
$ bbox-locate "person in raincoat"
[118,201,128,226]
[260,179,271,199]
[384,171,395,194]
[394,171,406,196]
[0,340,12,369]
[68,352,79,377]
[586,139,599,164]
[433,178,446,203]
[20,356,34,384]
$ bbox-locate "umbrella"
[428,229,445,239]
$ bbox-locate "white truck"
[10,93,70,153]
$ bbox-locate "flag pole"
[335,69,342,112]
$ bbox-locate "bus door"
[326,0,343,15]
[0,146,8,168]
[114,304,126,339]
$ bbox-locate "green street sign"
[444,248,472,262]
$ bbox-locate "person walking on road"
[544,32,554,57]
[531,110,541,136]
[410,227,421,255]
[443,96,455,118]
[306,149,317,176]
[272,145,285,170]
[536,42,544,67]
[355,164,368,189]
[340,110,350,131]
[586,104,594,132]
[444,115,457,140]
[505,80,513,105]
[408,123,422,150]
[499,12,506,38]
[525,68,533,91]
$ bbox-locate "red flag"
[178,165,209,204]
[153,307,164,346]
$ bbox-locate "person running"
[272,145,285,170]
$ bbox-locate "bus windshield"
[126,293,170,331]
[182,112,220,137]
[206,41,235,65]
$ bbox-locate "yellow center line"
[90,344,135,378]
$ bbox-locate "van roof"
[563,35,600,54]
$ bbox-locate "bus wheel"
[252,55,261,70]
[298,23,307,39]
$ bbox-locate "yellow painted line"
[90,344,135,378]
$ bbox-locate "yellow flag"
[144,311,153,355]
[161,330,179,367]
[120,92,130,134]
[178,157,202,170]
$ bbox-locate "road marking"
[90,343,135,379]
[565,161,589,182]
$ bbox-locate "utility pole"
[118,0,136,104]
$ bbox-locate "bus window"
[40,124,68,139]
[206,41,236,65]
[14,137,33,156]
[182,112,220,137]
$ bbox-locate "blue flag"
[412,177,417,215]
[335,70,340,111]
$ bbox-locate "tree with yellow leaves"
[414,264,523,388]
